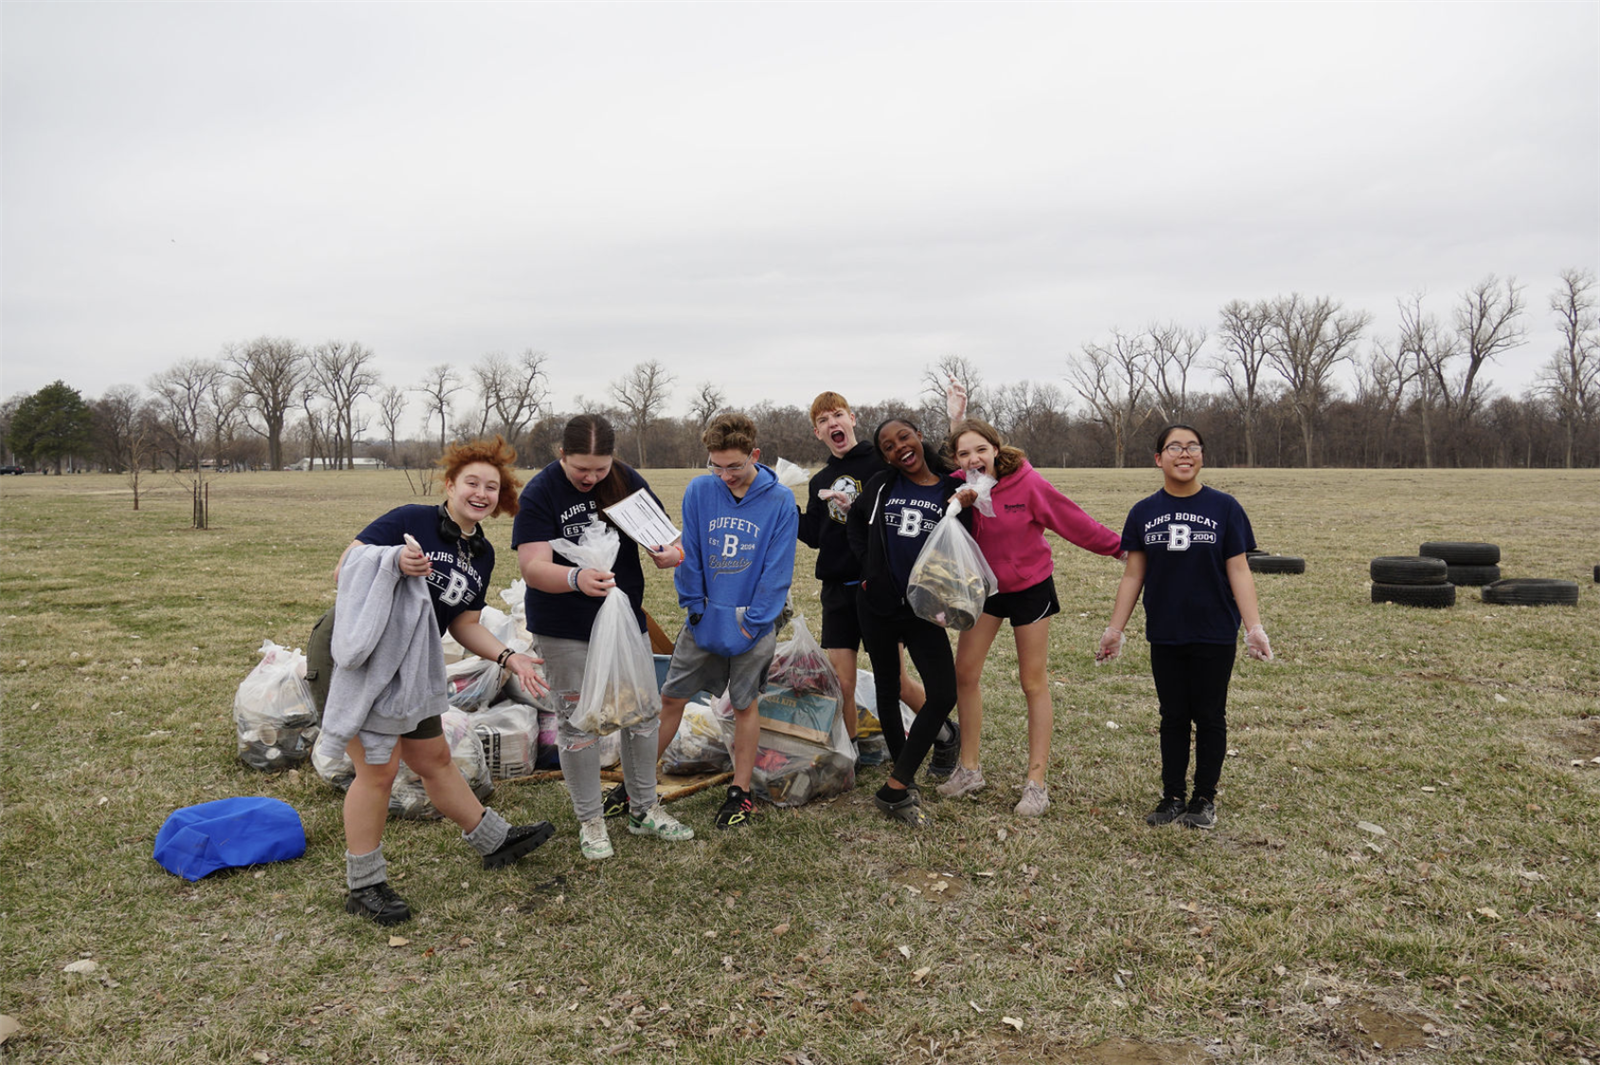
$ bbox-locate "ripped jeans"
[535,633,661,823]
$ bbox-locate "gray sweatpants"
[535,634,660,822]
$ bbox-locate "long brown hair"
[438,435,522,517]
[945,418,1026,479]
[561,413,635,512]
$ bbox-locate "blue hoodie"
[676,463,798,657]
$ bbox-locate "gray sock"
[463,807,510,856]
[346,846,387,891]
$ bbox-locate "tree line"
[4,270,1596,476]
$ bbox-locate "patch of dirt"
[1061,1038,1208,1064]
[1553,718,1600,759]
[1313,1003,1441,1055]
[887,866,969,902]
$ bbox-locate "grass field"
[1,466,1596,1065]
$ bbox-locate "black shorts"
[819,581,864,650]
[982,576,1061,626]
[306,606,443,741]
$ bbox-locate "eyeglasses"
[706,460,749,476]
[1162,442,1203,456]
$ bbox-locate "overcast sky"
[3,1,1596,430]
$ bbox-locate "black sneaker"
[482,820,556,869]
[601,782,629,820]
[346,881,412,926]
[928,721,960,780]
[1179,796,1216,830]
[715,785,755,829]
[1144,795,1187,826]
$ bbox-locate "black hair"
[874,415,954,475]
[1155,423,1205,453]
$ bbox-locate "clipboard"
[603,488,680,548]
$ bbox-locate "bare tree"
[226,337,307,471]
[472,348,550,451]
[149,358,222,471]
[1145,321,1207,422]
[416,364,463,454]
[91,385,142,472]
[1066,329,1153,467]
[1264,294,1370,467]
[1395,292,1453,468]
[609,360,675,466]
[310,341,378,468]
[688,381,727,432]
[1211,300,1274,466]
[1353,340,1418,467]
[1425,275,1526,464]
[375,385,409,468]
[1538,268,1600,468]
[204,373,245,468]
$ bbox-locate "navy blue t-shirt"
[510,461,658,641]
[1120,485,1255,645]
[357,504,493,635]
[880,476,950,592]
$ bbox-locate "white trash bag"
[235,639,320,771]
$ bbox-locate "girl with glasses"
[1095,423,1274,831]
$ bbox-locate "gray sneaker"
[936,764,986,799]
[1145,795,1187,826]
[874,787,930,827]
[1014,780,1050,817]
[1179,796,1216,830]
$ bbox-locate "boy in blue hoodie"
[659,412,798,829]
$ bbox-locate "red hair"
[438,435,522,517]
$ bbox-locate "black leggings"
[1149,642,1237,802]
[859,599,956,788]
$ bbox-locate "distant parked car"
[0,465,24,475]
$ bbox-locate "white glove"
[945,376,968,425]
[1095,627,1125,665]
[1245,624,1273,662]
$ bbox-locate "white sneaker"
[936,764,987,799]
[1014,780,1050,817]
[579,816,614,860]
[628,804,695,841]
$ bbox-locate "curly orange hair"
[438,435,522,518]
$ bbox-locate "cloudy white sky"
[3,1,1596,428]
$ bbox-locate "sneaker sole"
[936,782,986,799]
[628,821,696,841]
[482,821,556,869]
[1180,816,1216,830]
[581,844,615,859]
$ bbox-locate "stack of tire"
[1419,541,1501,586]
[1370,555,1455,608]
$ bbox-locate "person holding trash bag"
[319,436,556,927]
[512,414,691,861]
[941,383,1125,817]
[1095,424,1273,832]
[845,415,971,827]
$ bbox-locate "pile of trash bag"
[660,697,731,775]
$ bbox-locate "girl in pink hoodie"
[939,409,1124,816]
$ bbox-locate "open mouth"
[830,429,847,445]
[896,447,918,468]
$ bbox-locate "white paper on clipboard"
[603,488,681,549]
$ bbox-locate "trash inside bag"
[553,518,661,735]
[235,640,320,771]
[853,668,915,766]
[906,500,997,631]
[471,701,540,779]
[660,698,732,775]
[313,709,492,819]
[717,690,855,808]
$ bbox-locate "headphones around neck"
[436,504,486,562]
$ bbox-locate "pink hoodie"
[957,461,1121,592]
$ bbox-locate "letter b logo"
[1168,524,1191,552]
[722,534,740,558]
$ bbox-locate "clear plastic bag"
[553,517,661,736]
[471,701,539,779]
[773,457,811,492]
[758,611,842,744]
[716,690,856,808]
[235,640,320,771]
[853,668,915,767]
[964,469,997,517]
[905,500,997,631]
[660,697,732,775]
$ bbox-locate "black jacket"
[846,467,971,616]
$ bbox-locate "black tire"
[1446,563,1501,586]
[1481,578,1579,606]
[1248,554,1305,575]
[1245,548,1268,557]
[1371,581,1456,608]
[1419,541,1500,565]
[1369,556,1449,585]
[1593,564,1598,583]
